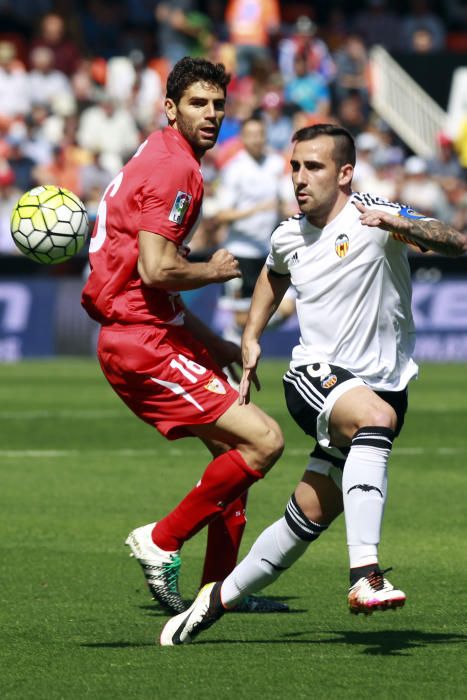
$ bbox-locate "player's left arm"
[354,201,467,257]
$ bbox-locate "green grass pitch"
[0,359,466,699]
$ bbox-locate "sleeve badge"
[169,191,192,224]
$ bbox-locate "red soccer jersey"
[81,127,204,325]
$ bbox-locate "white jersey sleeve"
[266,218,299,275]
[353,191,434,251]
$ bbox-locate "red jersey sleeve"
[139,153,203,246]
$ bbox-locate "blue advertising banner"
[0,279,56,360]
[1,278,467,362]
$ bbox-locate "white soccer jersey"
[217,149,285,257]
[266,192,421,391]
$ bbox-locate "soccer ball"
[10,185,89,264]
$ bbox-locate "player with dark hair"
[81,56,286,615]
[160,122,467,644]
[215,115,290,345]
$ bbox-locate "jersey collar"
[163,126,199,162]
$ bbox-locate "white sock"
[342,427,394,570]
[220,516,311,607]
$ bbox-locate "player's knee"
[246,422,284,474]
[260,423,284,469]
[356,404,397,434]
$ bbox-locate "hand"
[212,339,243,382]
[353,200,412,234]
[208,248,241,282]
[238,338,261,405]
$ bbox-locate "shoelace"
[160,554,182,593]
[367,567,392,591]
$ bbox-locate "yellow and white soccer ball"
[10,185,89,264]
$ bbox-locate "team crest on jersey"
[335,234,349,258]
[321,373,337,389]
[205,377,227,394]
[169,191,192,224]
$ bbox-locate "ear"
[339,163,354,187]
[165,97,177,125]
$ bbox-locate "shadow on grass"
[81,642,154,648]
[195,629,467,656]
[137,595,305,617]
[80,630,467,655]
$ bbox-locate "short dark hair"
[166,57,230,104]
[292,123,356,168]
[240,116,264,131]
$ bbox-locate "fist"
[210,248,241,282]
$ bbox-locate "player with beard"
[159,122,467,645]
[82,57,287,616]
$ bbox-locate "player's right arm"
[354,201,467,257]
[239,266,290,404]
[137,230,241,290]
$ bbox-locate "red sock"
[152,450,262,551]
[199,492,248,587]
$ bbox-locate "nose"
[295,165,307,185]
[205,101,217,119]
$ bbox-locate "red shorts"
[97,323,239,439]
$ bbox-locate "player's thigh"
[97,324,238,440]
[283,362,364,448]
[188,400,284,473]
[330,385,398,443]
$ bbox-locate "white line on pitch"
[0,410,123,419]
[0,447,463,458]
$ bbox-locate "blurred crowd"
[0,0,466,259]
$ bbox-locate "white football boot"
[348,568,406,615]
[125,522,187,614]
[160,582,225,646]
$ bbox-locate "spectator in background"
[352,131,380,190]
[260,90,293,152]
[225,0,281,77]
[398,155,449,221]
[77,92,140,173]
[105,50,163,130]
[226,52,278,121]
[0,40,30,119]
[427,132,464,182]
[402,0,446,52]
[335,91,367,136]
[154,1,213,68]
[70,58,102,111]
[214,116,288,343]
[321,8,351,52]
[79,150,113,219]
[81,0,125,59]
[0,147,21,253]
[278,15,336,86]
[32,143,83,197]
[27,46,72,109]
[6,133,35,192]
[284,53,331,118]
[333,33,370,113]
[30,12,81,77]
[20,105,56,166]
[353,0,403,52]
[410,27,437,53]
